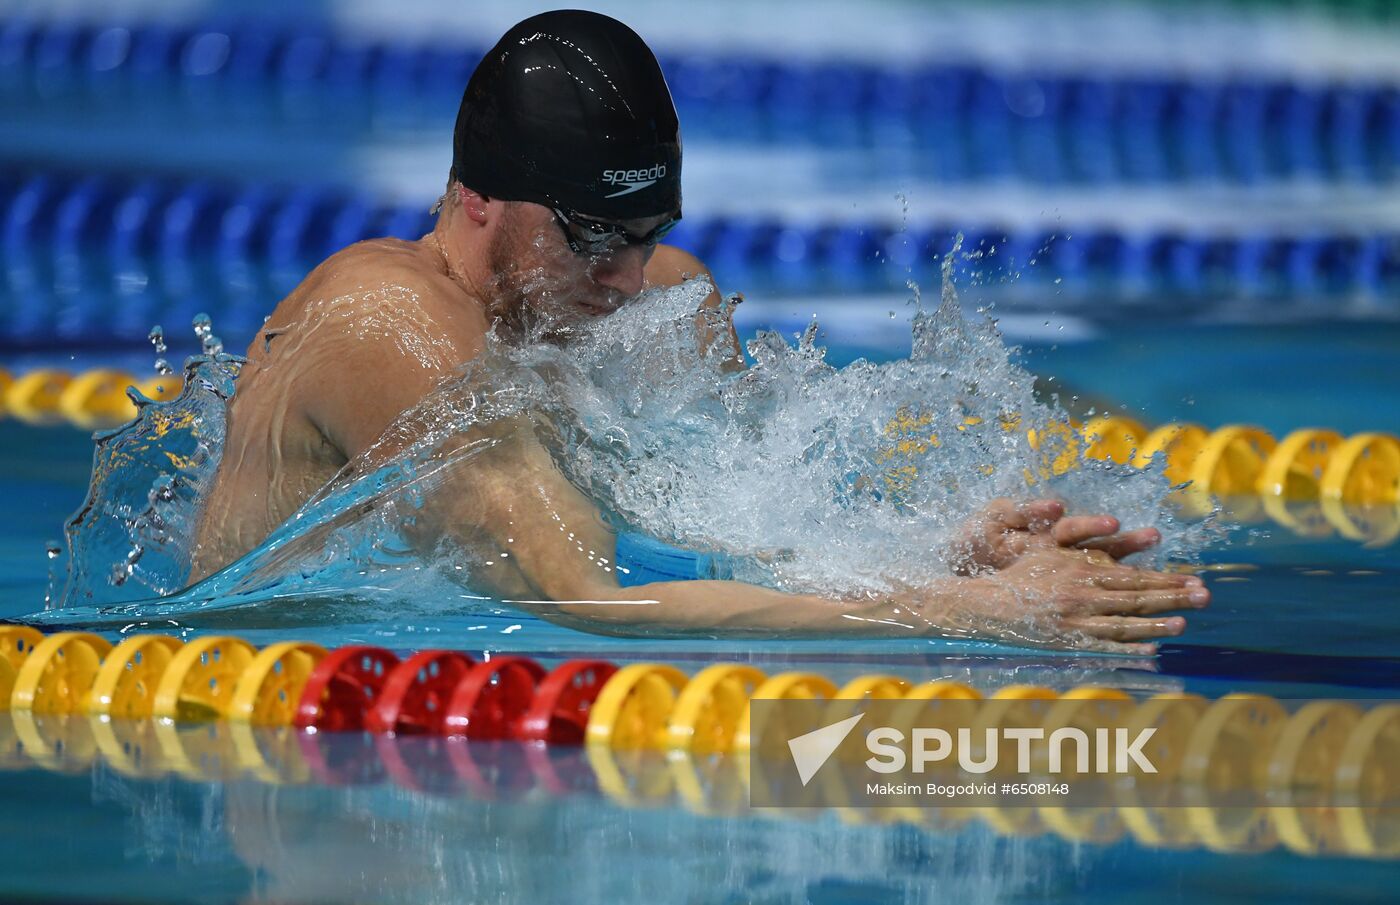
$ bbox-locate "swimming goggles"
[551,208,680,256]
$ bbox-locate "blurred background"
[2,0,1399,434]
[2,11,1399,899]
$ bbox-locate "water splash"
[192,312,224,356]
[49,317,241,610]
[492,253,1209,597]
[36,260,1215,630]
[148,325,172,376]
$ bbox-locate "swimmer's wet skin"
[187,10,1208,655]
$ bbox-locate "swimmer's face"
[487,202,668,331]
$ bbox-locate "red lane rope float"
[443,656,546,740]
[516,659,617,744]
[294,645,400,731]
[365,650,475,735]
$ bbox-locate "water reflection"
[0,712,1394,905]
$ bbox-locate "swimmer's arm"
[518,566,1194,654]
[434,417,929,637]
[647,244,743,371]
[514,581,944,639]
[454,423,1187,652]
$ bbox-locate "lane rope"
[0,628,1395,859]
[1,628,1394,791]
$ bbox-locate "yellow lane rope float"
[4,367,1395,502]
[4,703,1390,859]
[872,405,1399,541]
[874,405,1398,505]
[149,635,257,722]
[666,663,768,755]
[3,367,1398,538]
[87,634,183,719]
[0,366,181,426]
[0,632,1392,803]
[10,631,113,713]
[0,633,1395,860]
[0,678,1388,862]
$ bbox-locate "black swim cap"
[452,10,682,222]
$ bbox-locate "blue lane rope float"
[4,17,1400,184]
[2,171,1399,347]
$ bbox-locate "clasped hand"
[946,498,1210,654]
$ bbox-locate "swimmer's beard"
[485,238,627,346]
[488,273,630,348]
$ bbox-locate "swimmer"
[190,10,1208,653]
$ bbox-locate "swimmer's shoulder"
[301,238,461,305]
[647,243,742,370]
[646,244,717,292]
[264,238,486,351]
[271,238,483,458]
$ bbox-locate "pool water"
[1,323,1397,903]
[2,748,1398,905]
[3,1,1399,898]
[6,326,1399,666]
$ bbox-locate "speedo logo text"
[602,164,667,197]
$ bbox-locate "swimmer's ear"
[457,185,491,224]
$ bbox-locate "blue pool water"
[1,369,1397,905]
[5,326,1399,666]
[3,2,1400,902]
[5,324,1398,666]
[4,327,1393,905]
[1,748,1395,905]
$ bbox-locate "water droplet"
[148,325,169,374]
